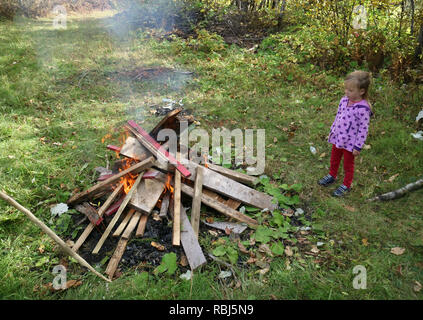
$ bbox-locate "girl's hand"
[353,150,360,157]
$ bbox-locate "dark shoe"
[318,174,335,187]
[332,184,350,197]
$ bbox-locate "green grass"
[0,11,422,300]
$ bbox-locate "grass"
[0,10,422,300]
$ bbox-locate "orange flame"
[203,154,209,168]
[119,158,138,194]
[165,173,174,194]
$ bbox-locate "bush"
[0,0,118,19]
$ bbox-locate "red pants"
[329,144,355,188]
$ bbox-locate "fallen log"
[0,191,110,282]
[367,178,423,201]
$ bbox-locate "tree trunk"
[414,24,423,63]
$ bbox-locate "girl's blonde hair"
[345,70,372,101]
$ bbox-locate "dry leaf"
[246,257,257,264]
[180,254,188,267]
[38,245,45,254]
[208,230,219,237]
[391,247,405,255]
[205,217,214,224]
[344,205,356,212]
[362,238,369,246]
[151,241,165,251]
[414,281,422,292]
[258,244,273,256]
[310,246,320,254]
[319,152,326,158]
[225,227,232,235]
[237,241,249,254]
[273,137,278,143]
[395,265,403,276]
[285,246,293,257]
[387,173,399,183]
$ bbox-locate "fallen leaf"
[237,241,249,254]
[151,241,165,251]
[344,205,356,212]
[414,281,422,292]
[391,247,405,255]
[208,230,219,237]
[38,245,45,254]
[258,244,273,256]
[205,217,214,224]
[395,265,403,276]
[65,280,82,289]
[362,238,369,246]
[387,173,399,183]
[310,245,320,254]
[273,137,278,143]
[246,257,257,264]
[285,246,293,257]
[319,152,326,158]
[179,254,188,267]
[225,227,232,235]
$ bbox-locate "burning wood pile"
[67,109,277,280]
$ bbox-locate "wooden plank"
[72,184,123,252]
[202,188,241,210]
[118,148,275,210]
[129,171,166,214]
[74,202,103,226]
[68,156,154,205]
[181,183,258,227]
[92,172,144,254]
[191,166,204,238]
[225,199,241,210]
[105,238,128,280]
[206,162,259,186]
[105,195,124,216]
[122,211,142,239]
[126,121,192,178]
[185,162,277,210]
[135,214,148,237]
[159,191,170,218]
[149,108,182,138]
[112,208,135,237]
[173,153,181,246]
[180,206,207,270]
[119,136,151,161]
[169,201,207,270]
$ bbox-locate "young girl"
[318,71,373,197]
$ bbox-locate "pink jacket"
[328,96,373,152]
